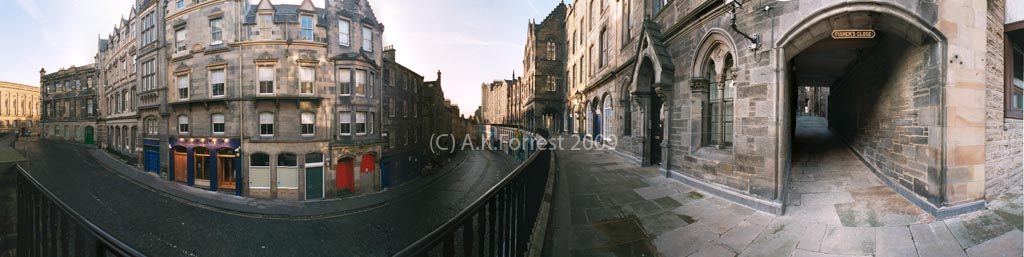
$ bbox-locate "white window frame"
[300,66,315,95]
[178,115,189,134]
[301,112,315,136]
[338,68,351,96]
[355,70,367,96]
[259,112,274,137]
[258,65,275,95]
[339,19,351,46]
[362,26,373,52]
[176,74,189,100]
[210,69,226,97]
[210,18,223,45]
[339,111,352,136]
[175,28,188,53]
[355,112,367,135]
[212,113,225,135]
[300,15,314,41]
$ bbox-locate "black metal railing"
[394,145,552,257]
[15,165,145,257]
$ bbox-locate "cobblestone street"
[545,117,1023,257]
[17,137,517,256]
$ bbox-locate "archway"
[636,58,663,165]
[777,3,945,222]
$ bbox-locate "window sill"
[692,146,734,163]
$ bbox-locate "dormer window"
[300,15,314,41]
[259,15,273,39]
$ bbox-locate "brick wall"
[984,0,1024,200]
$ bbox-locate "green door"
[84,126,94,145]
[305,167,324,200]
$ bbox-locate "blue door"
[381,158,392,188]
[144,145,160,173]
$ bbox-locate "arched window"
[703,53,734,148]
[259,112,274,137]
[144,117,156,135]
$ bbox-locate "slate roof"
[243,4,327,27]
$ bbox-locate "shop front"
[169,137,242,195]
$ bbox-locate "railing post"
[462,218,474,256]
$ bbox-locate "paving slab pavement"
[544,116,1023,257]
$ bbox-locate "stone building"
[0,81,41,135]
[157,0,385,201]
[40,66,96,142]
[520,3,568,133]
[96,7,140,159]
[135,0,170,176]
[987,0,1024,201]
[480,78,515,125]
[558,0,1022,217]
[381,46,427,187]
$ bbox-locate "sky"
[0,0,569,117]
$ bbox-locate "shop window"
[249,153,271,189]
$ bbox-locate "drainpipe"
[237,0,245,196]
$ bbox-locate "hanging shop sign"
[831,29,876,39]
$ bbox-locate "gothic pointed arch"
[630,20,675,94]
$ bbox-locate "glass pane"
[278,154,297,166]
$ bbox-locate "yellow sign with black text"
[831,29,876,39]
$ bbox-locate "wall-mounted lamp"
[725,0,759,50]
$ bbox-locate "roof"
[243,4,327,26]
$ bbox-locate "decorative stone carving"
[690,77,709,94]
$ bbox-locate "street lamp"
[726,0,759,50]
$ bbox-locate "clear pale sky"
[0,0,569,117]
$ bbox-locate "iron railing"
[395,126,552,257]
[15,165,145,257]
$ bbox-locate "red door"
[336,158,354,191]
[360,154,376,173]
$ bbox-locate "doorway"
[305,153,324,200]
[172,146,188,183]
[217,148,237,191]
[336,157,354,195]
[84,126,94,145]
[779,9,943,224]
[194,147,210,188]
